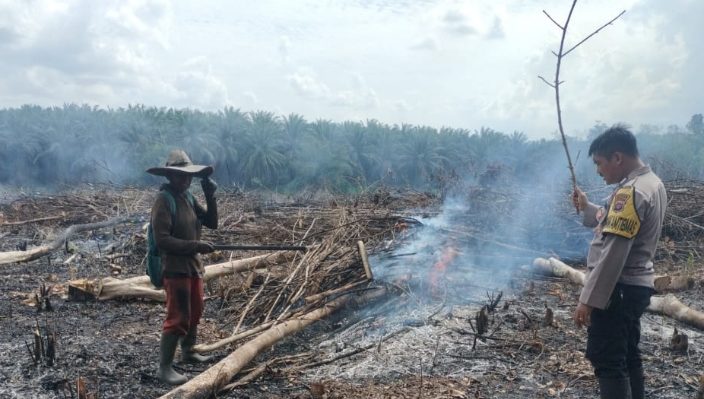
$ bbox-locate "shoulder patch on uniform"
[603,186,640,239]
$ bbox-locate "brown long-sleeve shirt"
[579,165,667,309]
[150,184,218,277]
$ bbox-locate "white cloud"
[287,69,331,100]
[443,9,465,23]
[486,16,505,39]
[278,35,291,64]
[394,99,411,112]
[441,9,478,36]
[243,91,259,106]
[446,23,478,36]
[0,0,700,138]
[410,37,438,51]
[171,58,231,109]
[287,68,380,110]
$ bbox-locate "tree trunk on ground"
[82,253,287,301]
[531,257,585,285]
[648,294,704,330]
[532,257,704,330]
[0,216,131,265]
[159,287,389,399]
[654,275,696,293]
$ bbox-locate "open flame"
[428,245,459,297]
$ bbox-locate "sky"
[0,0,701,139]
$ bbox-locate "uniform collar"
[619,165,651,186]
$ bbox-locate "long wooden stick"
[550,0,578,189]
[357,240,373,280]
[193,320,279,354]
[93,253,285,301]
[532,257,704,330]
[0,215,132,265]
[539,2,626,191]
[233,273,271,334]
[1,215,64,226]
[159,287,388,399]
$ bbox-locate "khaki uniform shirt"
[150,184,218,277]
[580,165,667,309]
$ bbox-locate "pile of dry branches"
[663,179,704,241]
[212,206,409,336]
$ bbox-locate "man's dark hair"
[588,124,639,158]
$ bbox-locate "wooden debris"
[160,287,388,399]
[654,275,696,293]
[1,215,64,226]
[533,257,704,330]
[0,215,132,265]
[357,240,373,281]
[28,320,55,367]
[531,257,584,285]
[543,306,554,327]
[92,253,285,301]
[649,294,704,330]
[76,376,98,399]
[35,284,53,311]
[669,327,689,353]
[471,306,489,350]
[68,279,97,302]
[62,253,79,265]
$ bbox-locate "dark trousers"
[586,283,653,379]
[162,277,204,336]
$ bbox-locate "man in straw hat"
[147,149,218,385]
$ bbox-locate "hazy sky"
[0,0,700,138]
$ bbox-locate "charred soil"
[0,184,702,398]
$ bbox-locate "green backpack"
[146,190,195,288]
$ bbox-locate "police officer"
[572,125,666,399]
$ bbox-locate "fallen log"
[648,294,704,330]
[654,275,696,293]
[159,286,389,399]
[531,257,585,285]
[1,215,64,226]
[531,257,704,330]
[532,258,699,294]
[70,253,287,301]
[193,320,280,354]
[0,215,132,265]
[194,280,372,354]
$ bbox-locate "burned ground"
[0,184,702,398]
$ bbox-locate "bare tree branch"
[539,0,625,202]
[563,10,627,57]
[542,10,564,30]
[538,76,555,88]
[552,0,579,190]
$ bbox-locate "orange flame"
[428,246,459,296]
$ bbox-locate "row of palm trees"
[0,104,702,191]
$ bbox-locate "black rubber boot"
[598,377,632,399]
[628,368,645,399]
[157,333,188,385]
[181,326,212,363]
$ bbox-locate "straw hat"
[146,149,213,177]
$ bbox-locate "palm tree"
[214,107,248,183]
[238,111,288,187]
[397,127,448,187]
